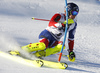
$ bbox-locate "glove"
[63,19,74,24]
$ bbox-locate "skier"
[10,2,79,61]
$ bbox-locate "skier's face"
[69,15,76,19]
[64,10,76,19]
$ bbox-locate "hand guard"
[67,51,75,62]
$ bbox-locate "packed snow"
[0,0,100,73]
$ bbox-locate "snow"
[0,0,100,73]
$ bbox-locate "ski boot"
[33,51,46,59]
[68,51,75,62]
[33,44,65,58]
[21,42,46,53]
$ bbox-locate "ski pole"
[32,17,64,23]
[58,0,68,62]
[32,17,51,22]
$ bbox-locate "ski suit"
[39,13,77,51]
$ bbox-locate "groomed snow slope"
[0,0,100,73]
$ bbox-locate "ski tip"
[60,62,68,69]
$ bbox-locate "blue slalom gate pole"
[58,0,68,62]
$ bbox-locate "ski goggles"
[71,11,78,16]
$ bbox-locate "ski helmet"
[67,3,79,16]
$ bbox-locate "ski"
[0,51,43,68]
[40,60,68,69]
[0,50,68,69]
